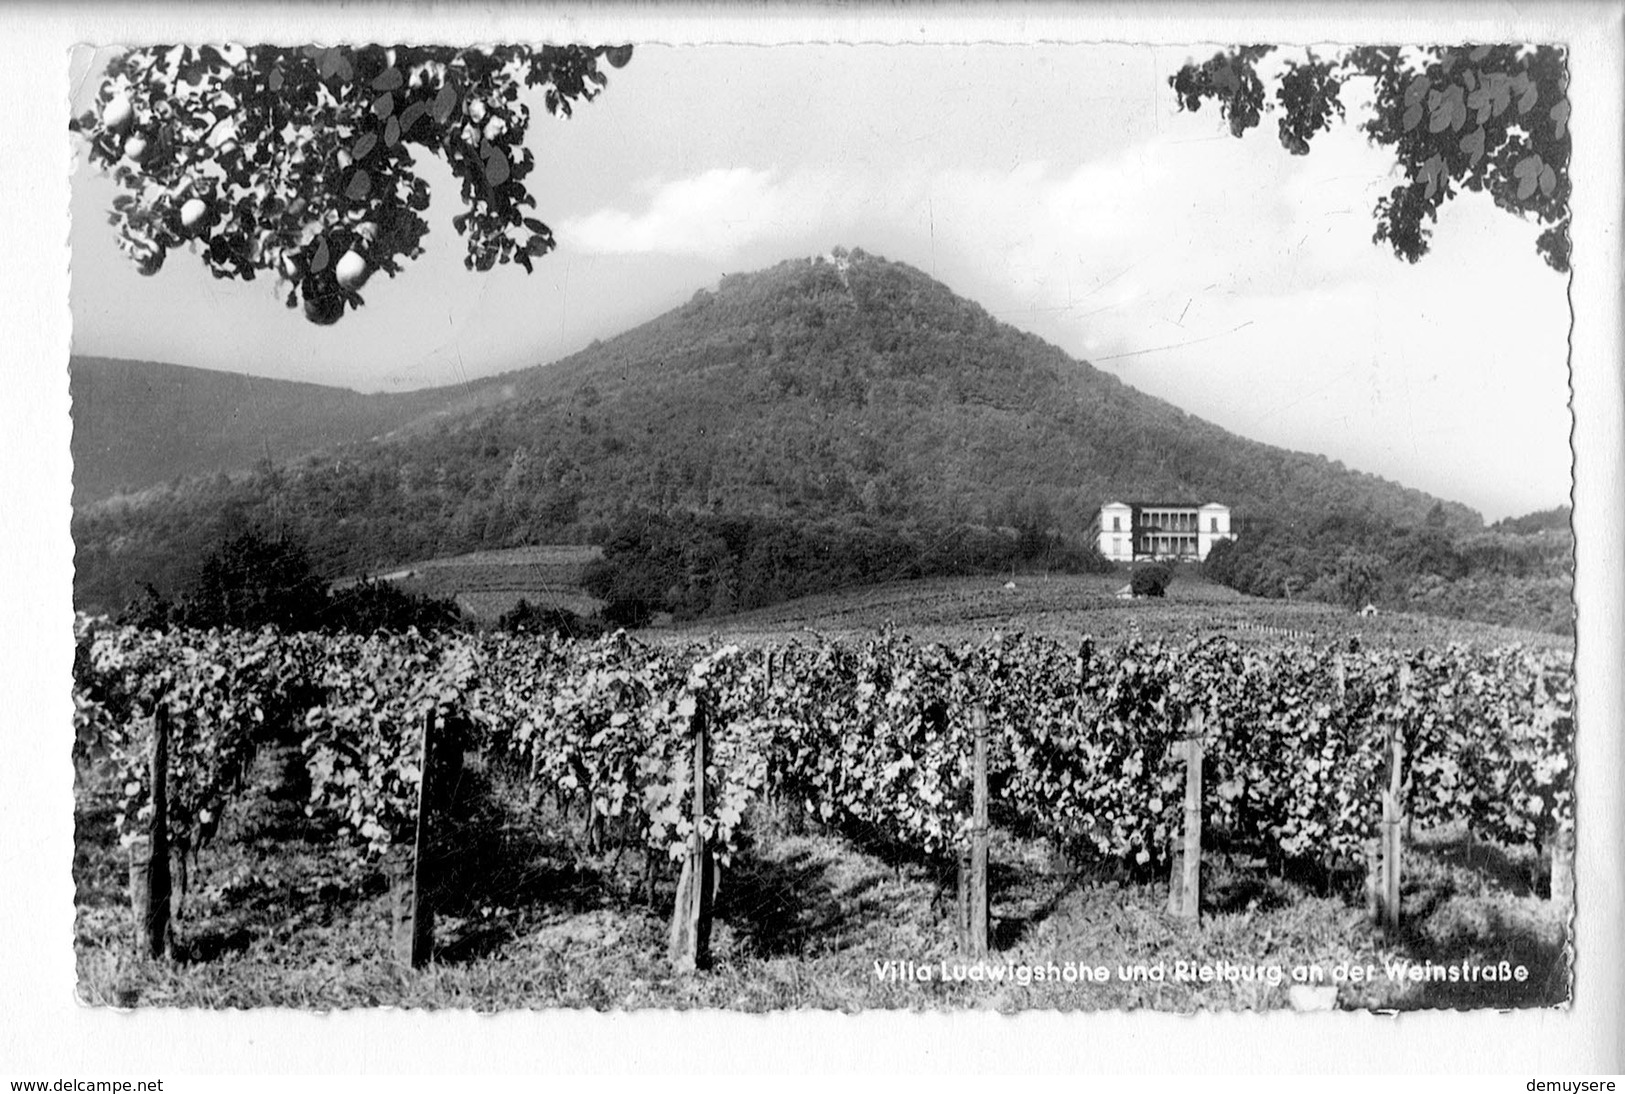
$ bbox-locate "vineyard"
[71,614,1576,1010]
[349,544,606,624]
[668,572,1574,651]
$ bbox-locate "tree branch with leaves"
[1170,44,1570,271]
[72,42,632,324]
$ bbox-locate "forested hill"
[73,249,1480,613]
[69,355,515,505]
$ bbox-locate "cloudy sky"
[68,41,1574,522]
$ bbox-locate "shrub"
[175,527,329,631]
[498,598,602,639]
[1131,562,1174,598]
[323,578,464,634]
[116,584,174,629]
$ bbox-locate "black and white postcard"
[5,2,1622,1082]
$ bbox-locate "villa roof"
[1097,500,1232,515]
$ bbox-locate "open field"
[338,544,605,623]
[663,570,1573,651]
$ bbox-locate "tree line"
[108,508,1115,637]
[1202,504,1573,633]
[117,526,464,634]
[582,510,1112,627]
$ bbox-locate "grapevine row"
[73,616,1574,882]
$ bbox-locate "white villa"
[1091,501,1235,562]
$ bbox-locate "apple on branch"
[335,249,371,289]
[180,197,211,232]
[102,93,133,134]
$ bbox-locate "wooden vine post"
[1166,707,1204,922]
[1363,836,1382,923]
[1165,739,1185,918]
[668,695,715,972]
[959,705,991,957]
[128,702,173,959]
[1181,711,1205,922]
[1384,723,1404,930]
[1371,665,1409,930]
[392,708,451,969]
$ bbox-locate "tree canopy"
[180,527,329,630]
[1169,45,1570,271]
[71,43,631,324]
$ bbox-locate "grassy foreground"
[74,748,1570,1012]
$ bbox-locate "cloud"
[559,167,836,259]
[558,139,1306,285]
